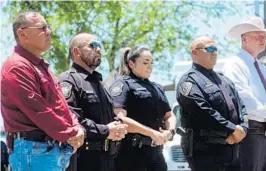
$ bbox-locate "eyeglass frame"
[20,25,51,32]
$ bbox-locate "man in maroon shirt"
[1,11,84,171]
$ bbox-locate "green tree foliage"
[3,0,239,75]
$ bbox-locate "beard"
[80,52,101,68]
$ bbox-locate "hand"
[107,121,128,141]
[150,130,165,146]
[67,127,85,153]
[225,134,236,144]
[232,125,246,143]
[159,128,172,142]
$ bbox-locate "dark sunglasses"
[89,41,101,49]
[196,46,218,53]
[21,25,50,32]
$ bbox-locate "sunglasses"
[196,46,218,53]
[89,41,101,49]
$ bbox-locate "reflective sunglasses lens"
[90,42,101,48]
[205,47,217,53]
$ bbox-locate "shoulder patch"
[110,82,124,97]
[60,82,72,99]
[179,82,193,96]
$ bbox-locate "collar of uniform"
[129,72,150,82]
[72,63,103,81]
[238,48,256,63]
[192,63,214,76]
[14,44,49,68]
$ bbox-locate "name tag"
[86,90,94,93]
[136,88,147,91]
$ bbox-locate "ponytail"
[118,47,131,76]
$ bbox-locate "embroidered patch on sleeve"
[179,82,193,96]
[60,82,72,99]
[110,82,124,97]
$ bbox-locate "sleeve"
[223,62,266,120]
[176,78,236,133]
[109,79,130,109]
[2,65,78,142]
[156,84,171,113]
[225,76,249,130]
[58,75,109,140]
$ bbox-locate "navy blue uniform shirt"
[109,73,171,131]
[59,63,116,140]
[176,63,248,133]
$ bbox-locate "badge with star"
[110,82,124,97]
[179,82,193,96]
[60,82,72,99]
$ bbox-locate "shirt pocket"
[204,86,224,107]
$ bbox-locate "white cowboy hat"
[228,16,266,40]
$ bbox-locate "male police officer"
[59,33,127,171]
[176,36,248,171]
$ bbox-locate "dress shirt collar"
[14,44,49,68]
[238,48,256,64]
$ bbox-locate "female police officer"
[109,46,177,171]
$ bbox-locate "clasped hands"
[107,121,128,141]
[226,125,246,144]
[150,128,173,146]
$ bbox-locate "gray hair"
[13,11,40,41]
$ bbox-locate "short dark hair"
[13,11,40,41]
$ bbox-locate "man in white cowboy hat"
[223,16,266,171]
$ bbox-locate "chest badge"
[110,82,124,97]
[179,82,193,96]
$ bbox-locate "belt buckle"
[151,140,156,147]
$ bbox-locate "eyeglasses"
[89,41,101,49]
[21,25,50,32]
[196,46,218,53]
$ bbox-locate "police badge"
[60,82,72,99]
[180,82,193,96]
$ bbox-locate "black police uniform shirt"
[176,63,248,133]
[59,63,115,140]
[109,73,171,131]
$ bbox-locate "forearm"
[118,116,153,137]
[164,111,177,130]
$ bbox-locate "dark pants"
[186,143,240,171]
[115,142,167,171]
[187,156,240,171]
[77,150,115,171]
[240,133,266,171]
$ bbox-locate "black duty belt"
[198,129,228,144]
[248,120,266,135]
[127,134,156,148]
[82,139,120,152]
